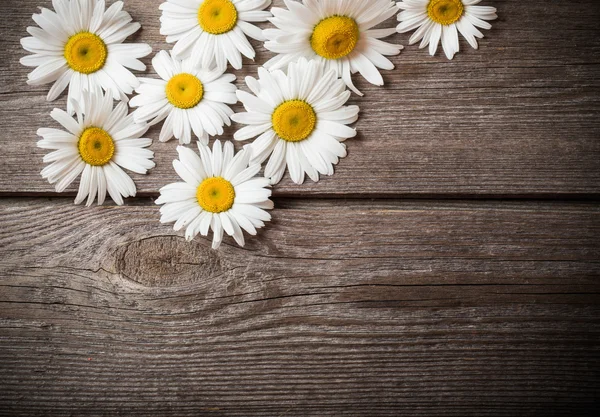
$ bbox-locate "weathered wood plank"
[0,198,599,415]
[0,0,599,196]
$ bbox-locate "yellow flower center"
[310,16,359,60]
[78,127,115,166]
[427,0,464,25]
[271,100,317,143]
[63,32,107,74]
[166,73,204,109]
[197,177,236,213]
[198,0,238,35]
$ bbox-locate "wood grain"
[0,0,599,196]
[0,198,599,416]
[1,0,600,415]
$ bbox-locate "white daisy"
[130,51,237,145]
[156,141,273,249]
[159,0,272,71]
[21,0,152,114]
[396,0,497,60]
[263,0,402,96]
[231,58,358,185]
[37,87,155,206]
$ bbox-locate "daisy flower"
[263,0,402,96]
[159,0,272,71]
[37,87,155,206]
[21,0,152,114]
[130,51,237,145]
[156,142,273,249]
[396,0,497,60]
[231,58,359,185]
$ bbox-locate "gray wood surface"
[1,198,599,416]
[1,0,599,415]
[0,0,599,196]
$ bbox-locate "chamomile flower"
[157,142,273,249]
[37,88,155,206]
[397,0,497,60]
[232,58,358,185]
[20,0,152,114]
[263,0,402,96]
[130,51,237,145]
[159,0,272,71]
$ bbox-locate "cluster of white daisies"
[22,0,497,249]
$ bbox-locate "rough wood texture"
[1,0,600,415]
[0,198,599,416]
[0,0,599,196]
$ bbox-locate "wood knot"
[115,236,224,287]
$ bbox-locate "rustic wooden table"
[1,0,599,415]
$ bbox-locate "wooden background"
[1,0,599,415]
